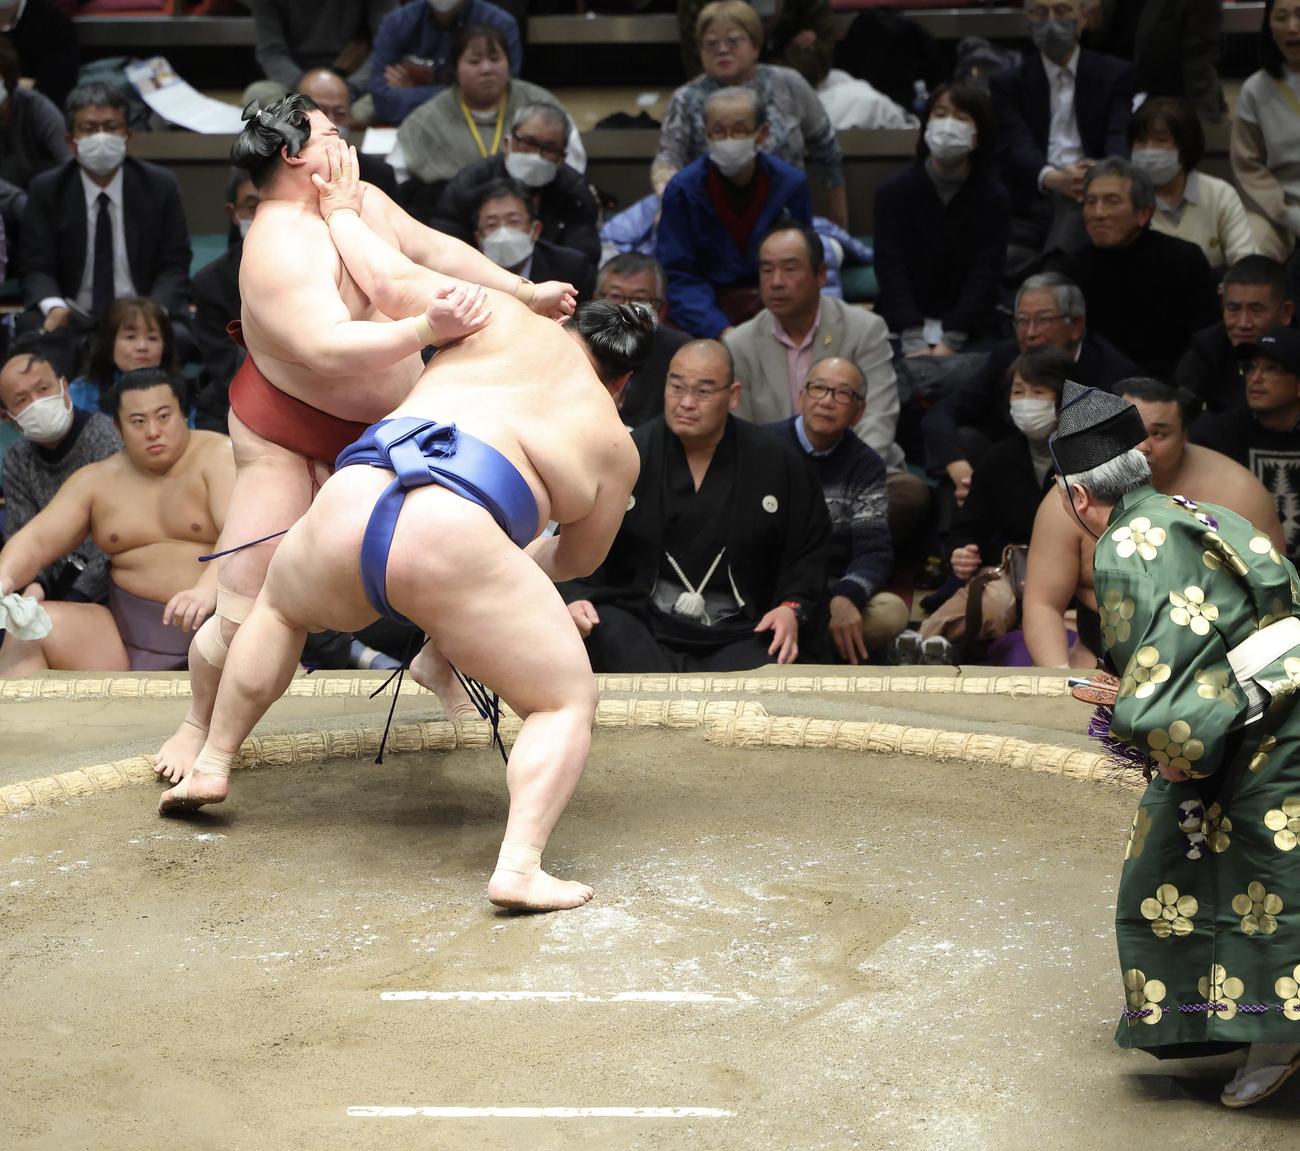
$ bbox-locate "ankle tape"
[193,746,235,779]
[495,843,542,874]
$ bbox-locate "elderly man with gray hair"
[1054,379,1300,1110]
[429,102,600,265]
[1059,155,1219,377]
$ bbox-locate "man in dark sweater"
[1,0,78,109]
[1061,157,1219,378]
[1176,255,1294,415]
[768,358,908,664]
[1192,327,1300,564]
[0,348,119,602]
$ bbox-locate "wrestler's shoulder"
[187,429,236,464]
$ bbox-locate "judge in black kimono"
[561,339,831,672]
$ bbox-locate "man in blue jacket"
[370,0,522,126]
[657,86,812,339]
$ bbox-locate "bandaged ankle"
[494,843,542,875]
[192,746,236,779]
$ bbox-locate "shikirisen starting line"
[379,990,749,1003]
[347,1106,734,1118]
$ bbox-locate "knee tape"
[215,583,255,626]
[193,616,230,669]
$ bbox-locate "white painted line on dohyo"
[379,990,751,1003]
[347,1107,733,1119]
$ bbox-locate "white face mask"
[76,131,127,179]
[1130,146,1182,187]
[237,217,253,239]
[427,0,460,13]
[505,150,559,188]
[1010,398,1059,442]
[708,137,758,179]
[480,225,535,269]
[14,390,74,445]
[925,116,975,164]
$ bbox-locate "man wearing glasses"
[431,103,599,265]
[19,82,191,343]
[560,338,830,672]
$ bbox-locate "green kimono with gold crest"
[1095,485,1300,1055]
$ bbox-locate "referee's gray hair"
[1056,447,1151,503]
[511,102,572,143]
[1016,272,1086,320]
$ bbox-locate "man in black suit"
[991,0,1133,258]
[430,102,599,266]
[472,177,595,303]
[18,82,191,343]
[296,68,398,199]
[191,169,261,434]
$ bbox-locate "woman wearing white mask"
[1129,95,1256,272]
[948,346,1071,584]
[395,25,584,195]
[873,82,1011,358]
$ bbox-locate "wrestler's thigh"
[41,603,130,671]
[386,500,595,717]
[220,413,328,596]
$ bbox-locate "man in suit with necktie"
[17,82,192,346]
[990,0,1134,263]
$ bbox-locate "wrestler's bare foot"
[152,718,208,783]
[488,867,594,912]
[410,639,480,722]
[158,769,229,815]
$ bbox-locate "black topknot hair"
[231,94,319,188]
[574,300,656,385]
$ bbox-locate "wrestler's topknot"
[232,94,319,188]
[573,300,656,384]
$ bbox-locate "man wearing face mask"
[991,0,1133,261]
[0,348,119,605]
[431,102,599,265]
[657,85,812,338]
[472,177,595,302]
[189,169,261,435]
[17,82,191,344]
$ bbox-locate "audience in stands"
[1082,0,1225,121]
[190,170,258,435]
[1192,328,1300,563]
[814,66,918,133]
[653,1,846,227]
[19,82,191,347]
[560,338,830,672]
[768,357,910,663]
[1,0,77,110]
[244,0,395,127]
[726,222,926,542]
[1023,377,1283,668]
[874,81,1010,356]
[595,253,691,429]
[1060,157,1218,377]
[1128,95,1255,272]
[429,101,598,263]
[921,272,1136,508]
[657,87,812,338]
[992,0,1133,261]
[297,68,398,198]
[0,36,68,242]
[471,177,594,300]
[679,0,835,89]
[68,297,176,415]
[1232,0,1300,261]
[371,0,522,127]
[394,25,579,195]
[1177,255,1294,415]
[0,348,119,605]
[0,369,235,677]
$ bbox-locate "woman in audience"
[1130,95,1256,272]
[0,35,70,240]
[872,82,1009,357]
[948,346,1070,582]
[1232,0,1300,261]
[652,0,847,227]
[395,25,582,198]
[69,298,176,414]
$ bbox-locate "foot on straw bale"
[410,639,480,722]
[152,717,208,782]
[488,843,593,912]
[158,746,232,815]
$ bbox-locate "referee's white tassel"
[673,590,707,619]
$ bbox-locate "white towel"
[0,592,53,640]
